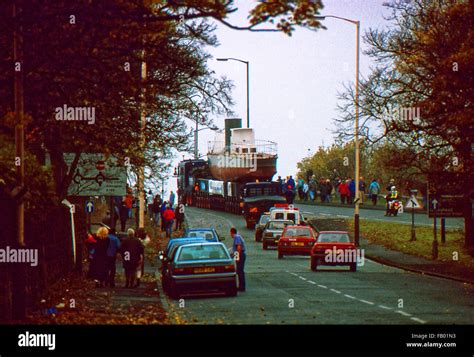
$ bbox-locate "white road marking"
[396,310,412,317]
[285,271,428,324]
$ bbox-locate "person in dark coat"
[175,202,185,231]
[120,228,144,288]
[92,227,110,288]
[106,228,121,287]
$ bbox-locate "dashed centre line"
[286,271,427,324]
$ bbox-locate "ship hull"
[208,154,277,183]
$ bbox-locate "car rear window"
[177,245,229,261]
[285,228,312,237]
[287,213,297,223]
[187,231,215,240]
[274,212,285,220]
[259,215,271,225]
[317,233,351,243]
[267,221,288,230]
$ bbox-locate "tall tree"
[0,0,326,200]
[335,0,474,247]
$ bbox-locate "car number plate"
[291,242,304,246]
[194,267,215,273]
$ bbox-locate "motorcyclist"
[385,186,399,216]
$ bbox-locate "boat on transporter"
[207,118,278,183]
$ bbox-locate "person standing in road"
[348,178,356,204]
[169,190,176,208]
[230,227,246,292]
[106,228,121,287]
[369,179,381,206]
[175,202,185,231]
[285,184,295,204]
[326,179,333,202]
[163,204,175,238]
[160,201,167,231]
[359,177,366,205]
[287,176,296,191]
[309,176,317,201]
[338,179,350,204]
[152,194,162,227]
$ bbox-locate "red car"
[277,226,317,259]
[310,231,358,272]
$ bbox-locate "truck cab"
[242,182,286,229]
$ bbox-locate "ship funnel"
[225,118,242,152]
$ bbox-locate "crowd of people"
[278,172,398,208]
[89,189,186,289]
[86,226,149,288]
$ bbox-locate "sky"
[166,0,393,195]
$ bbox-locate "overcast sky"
[167,0,392,195]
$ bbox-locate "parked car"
[255,213,271,242]
[164,242,237,299]
[277,225,317,259]
[184,227,221,242]
[158,237,207,292]
[310,231,357,272]
[262,220,294,250]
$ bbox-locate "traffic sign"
[85,201,94,214]
[405,197,422,209]
[64,153,127,196]
[428,175,464,218]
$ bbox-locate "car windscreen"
[177,245,229,261]
[186,231,216,240]
[267,221,288,230]
[317,233,351,243]
[284,228,312,237]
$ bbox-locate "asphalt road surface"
[161,206,474,324]
[295,202,465,229]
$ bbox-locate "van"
[270,209,306,225]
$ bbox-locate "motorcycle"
[387,199,401,216]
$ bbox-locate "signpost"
[85,200,94,233]
[64,153,127,196]
[405,189,422,241]
[431,198,438,259]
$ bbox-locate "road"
[160,206,474,324]
[294,202,465,229]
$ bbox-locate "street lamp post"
[217,57,250,128]
[315,15,361,246]
[193,124,220,160]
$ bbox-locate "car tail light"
[173,267,194,275]
[221,264,235,272]
[249,207,258,213]
[265,232,273,237]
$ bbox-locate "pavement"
[158,206,474,325]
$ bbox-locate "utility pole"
[13,0,26,319]
[137,12,147,229]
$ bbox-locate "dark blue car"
[184,228,221,242]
